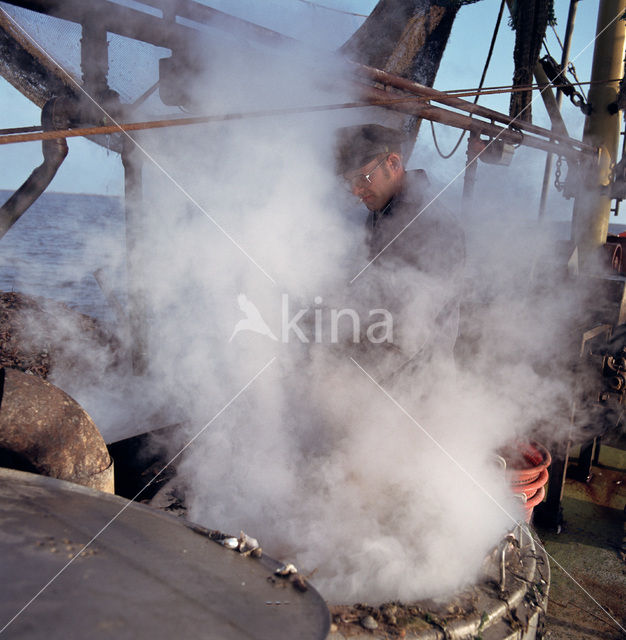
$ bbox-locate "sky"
[0,0,607,209]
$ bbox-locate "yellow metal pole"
[571,0,626,266]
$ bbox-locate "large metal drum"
[328,523,549,640]
[0,468,330,640]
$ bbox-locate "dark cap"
[335,124,407,174]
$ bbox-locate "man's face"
[343,154,401,212]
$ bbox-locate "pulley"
[539,55,591,115]
[469,134,515,166]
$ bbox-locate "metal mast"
[571,0,626,265]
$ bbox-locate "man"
[335,123,465,380]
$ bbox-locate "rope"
[476,0,506,98]
[431,0,505,159]
[430,120,466,159]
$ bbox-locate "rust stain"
[384,6,446,77]
[0,368,114,492]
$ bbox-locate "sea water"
[0,190,125,324]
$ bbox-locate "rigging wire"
[295,0,368,18]
[550,22,565,52]
[444,77,614,100]
[566,61,589,101]
[431,0,505,159]
[542,37,555,61]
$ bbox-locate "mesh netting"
[0,1,170,106]
[0,1,367,116]
[0,1,82,81]
[107,33,168,104]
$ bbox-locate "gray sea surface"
[0,189,125,323]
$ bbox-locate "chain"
[554,155,564,191]
[567,62,588,102]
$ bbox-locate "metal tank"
[0,467,330,640]
[327,523,549,640]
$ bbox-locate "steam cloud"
[34,16,604,603]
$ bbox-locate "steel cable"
[431,0,505,159]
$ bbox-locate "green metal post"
[571,0,626,266]
[122,136,148,375]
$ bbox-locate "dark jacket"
[366,170,465,278]
[365,169,465,375]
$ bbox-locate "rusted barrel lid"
[0,468,330,640]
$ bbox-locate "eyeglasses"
[344,155,388,190]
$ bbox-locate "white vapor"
[35,15,606,605]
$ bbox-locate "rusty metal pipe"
[0,97,69,240]
[0,91,594,163]
[355,63,596,155]
[360,83,592,160]
[0,368,114,493]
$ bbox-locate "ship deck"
[537,437,626,640]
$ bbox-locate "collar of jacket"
[370,169,429,227]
